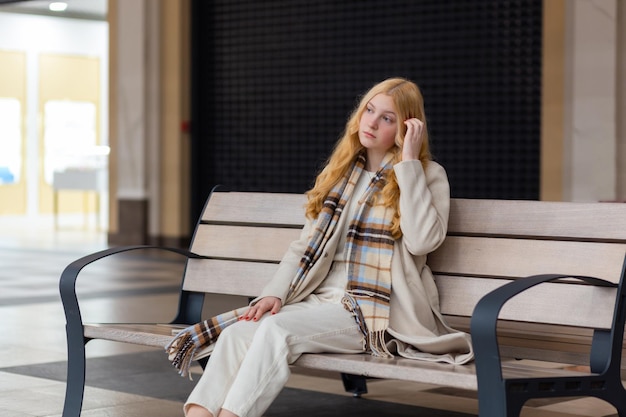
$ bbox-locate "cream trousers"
[184,296,365,417]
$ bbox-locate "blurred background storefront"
[0,0,108,237]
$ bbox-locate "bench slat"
[202,192,307,226]
[184,259,275,295]
[430,237,626,282]
[190,225,300,261]
[295,353,479,390]
[84,324,180,347]
[449,199,626,241]
[436,275,616,328]
[295,352,597,391]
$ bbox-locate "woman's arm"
[395,160,450,255]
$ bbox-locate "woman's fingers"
[403,118,424,160]
[239,297,282,321]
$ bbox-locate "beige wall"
[108,0,190,244]
[541,0,566,201]
[108,0,118,234]
[159,0,191,240]
[542,0,624,202]
[563,0,619,202]
[618,0,626,201]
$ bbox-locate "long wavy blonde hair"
[304,77,431,239]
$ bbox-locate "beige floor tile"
[0,345,67,368]
[0,384,67,416]
[0,382,154,417]
[0,214,106,252]
[0,372,59,392]
[45,398,184,417]
[0,409,37,417]
[83,384,164,410]
[519,407,599,417]
[536,397,618,417]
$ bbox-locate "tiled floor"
[0,214,620,416]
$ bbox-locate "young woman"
[167,77,473,417]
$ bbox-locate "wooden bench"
[60,190,626,417]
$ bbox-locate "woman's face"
[358,94,398,158]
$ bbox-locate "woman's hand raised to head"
[240,296,282,322]
[402,118,424,161]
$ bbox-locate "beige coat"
[256,160,474,365]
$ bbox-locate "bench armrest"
[59,245,206,336]
[470,273,617,388]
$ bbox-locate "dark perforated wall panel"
[190,0,542,221]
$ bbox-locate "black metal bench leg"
[341,373,368,397]
[505,398,525,417]
[62,332,88,417]
[607,393,626,417]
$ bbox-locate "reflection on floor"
[0,215,619,416]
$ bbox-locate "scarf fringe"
[165,307,248,378]
[165,330,198,380]
[369,330,393,358]
[342,293,393,358]
[341,293,367,336]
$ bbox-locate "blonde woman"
[168,77,473,417]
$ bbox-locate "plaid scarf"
[166,151,395,378]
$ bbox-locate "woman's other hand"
[240,296,282,321]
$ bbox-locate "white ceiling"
[0,0,107,21]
